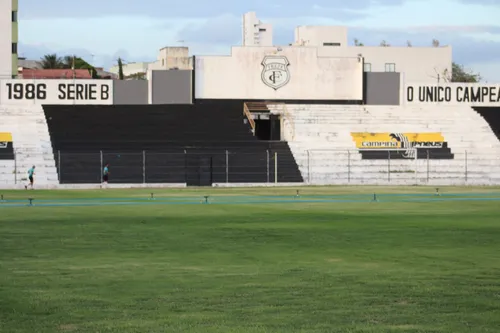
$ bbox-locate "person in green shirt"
[25,165,35,190]
[102,163,110,188]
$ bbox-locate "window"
[12,11,17,22]
[12,43,17,54]
[259,28,266,31]
[363,63,371,72]
[385,63,395,72]
[323,42,341,46]
[162,59,164,66]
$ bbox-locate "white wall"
[0,79,113,105]
[403,83,500,106]
[194,46,363,100]
[0,1,12,79]
[242,12,272,46]
[148,47,192,71]
[294,26,348,47]
[109,62,149,76]
[319,45,451,83]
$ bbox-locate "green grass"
[1,186,500,332]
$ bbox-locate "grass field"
[1,186,500,332]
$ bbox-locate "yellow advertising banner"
[351,132,445,149]
[0,132,13,142]
[0,132,14,160]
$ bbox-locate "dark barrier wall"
[473,107,500,141]
[113,80,148,104]
[151,70,192,104]
[42,103,302,185]
[363,72,400,105]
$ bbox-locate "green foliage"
[38,53,99,78]
[127,72,146,80]
[117,57,124,80]
[37,53,65,69]
[353,38,364,46]
[451,62,481,82]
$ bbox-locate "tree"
[37,53,98,78]
[117,57,124,80]
[38,54,64,69]
[432,39,440,47]
[406,40,412,47]
[450,62,481,82]
[127,72,146,80]
[353,38,364,46]
[62,55,98,78]
[380,40,390,47]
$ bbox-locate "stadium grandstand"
[1,11,500,189]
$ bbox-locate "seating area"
[0,105,59,188]
[269,104,500,185]
[4,101,499,187]
[43,103,302,185]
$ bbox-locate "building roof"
[19,69,92,79]
[18,59,41,69]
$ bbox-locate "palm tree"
[38,54,64,69]
[63,55,76,69]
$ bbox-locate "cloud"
[346,26,500,65]
[454,0,498,5]
[177,18,500,69]
[19,0,405,19]
[18,43,153,70]
[362,25,500,34]
[176,14,241,45]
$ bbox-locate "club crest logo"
[261,56,290,90]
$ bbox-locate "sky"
[17,0,500,82]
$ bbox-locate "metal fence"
[305,149,498,184]
[1,150,281,184]
[2,148,499,185]
[54,150,279,184]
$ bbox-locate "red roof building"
[19,68,92,79]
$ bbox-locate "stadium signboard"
[351,132,454,159]
[404,83,500,106]
[0,132,14,160]
[0,79,113,105]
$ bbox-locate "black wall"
[473,107,500,141]
[43,102,302,185]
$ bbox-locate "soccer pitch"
[1,186,500,332]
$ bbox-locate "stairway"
[0,105,59,188]
[268,104,500,185]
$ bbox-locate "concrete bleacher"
[270,104,500,185]
[43,103,302,185]
[0,105,59,188]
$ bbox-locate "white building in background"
[291,25,452,83]
[144,12,451,83]
[242,12,272,46]
[238,12,452,83]
[147,46,192,71]
[0,0,18,79]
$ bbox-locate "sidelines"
[1,192,500,207]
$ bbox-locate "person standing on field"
[102,163,109,188]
